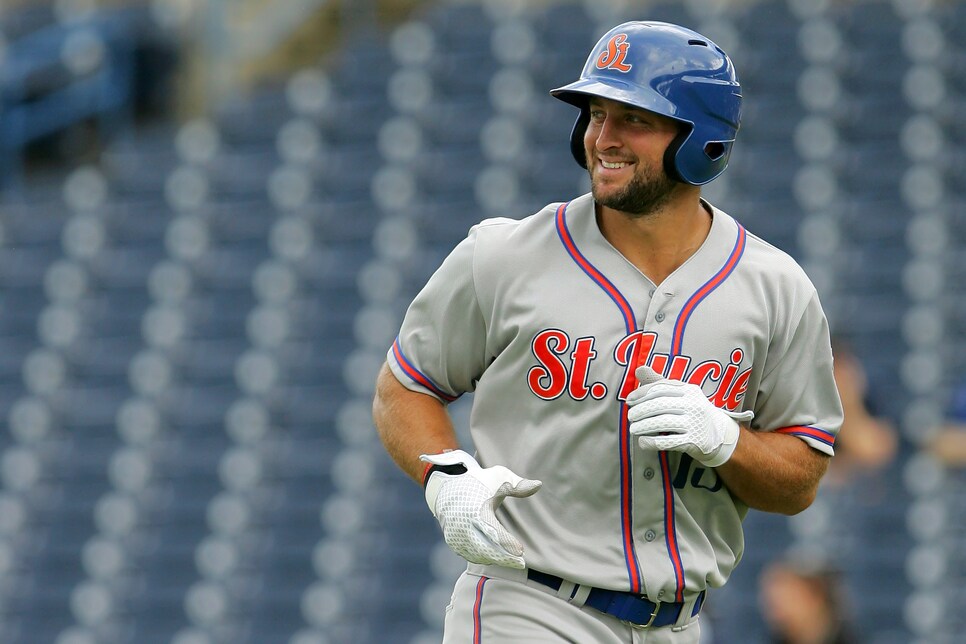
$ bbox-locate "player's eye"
[626,112,652,127]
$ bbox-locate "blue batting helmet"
[550,21,742,186]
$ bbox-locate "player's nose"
[592,116,623,152]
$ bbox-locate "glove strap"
[422,462,468,487]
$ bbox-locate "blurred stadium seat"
[0,0,963,642]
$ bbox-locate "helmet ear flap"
[662,128,690,183]
[662,125,734,185]
[570,109,590,169]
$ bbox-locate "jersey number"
[670,454,722,493]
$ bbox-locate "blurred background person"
[709,332,903,642]
[825,335,898,487]
[925,380,966,466]
[759,553,860,644]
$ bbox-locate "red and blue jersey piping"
[555,201,643,594]
[557,200,747,603]
[391,337,459,402]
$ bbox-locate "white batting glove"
[627,366,755,467]
[421,449,542,569]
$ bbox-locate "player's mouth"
[596,158,634,177]
[601,160,630,169]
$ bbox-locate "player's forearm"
[372,362,461,483]
[716,428,830,515]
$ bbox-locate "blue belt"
[527,569,705,628]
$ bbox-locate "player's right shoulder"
[462,203,563,288]
[468,202,562,244]
[471,216,519,230]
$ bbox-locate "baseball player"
[373,21,843,643]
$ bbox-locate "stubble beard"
[590,160,679,218]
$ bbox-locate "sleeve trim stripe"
[774,425,836,447]
[392,338,458,402]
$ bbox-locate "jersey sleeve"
[753,291,844,455]
[387,227,488,403]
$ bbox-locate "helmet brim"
[550,78,689,126]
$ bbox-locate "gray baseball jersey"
[388,192,843,602]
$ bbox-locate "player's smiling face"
[584,97,682,217]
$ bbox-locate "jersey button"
[644,530,657,542]
[655,312,665,322]
[643,467,654,480]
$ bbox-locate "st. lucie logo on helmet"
[596,33,633,72]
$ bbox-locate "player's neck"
[596,195,712,286]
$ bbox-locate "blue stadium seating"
[2,1,960,642]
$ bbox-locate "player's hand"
[421,449,542,569]
[627,366,755,467]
